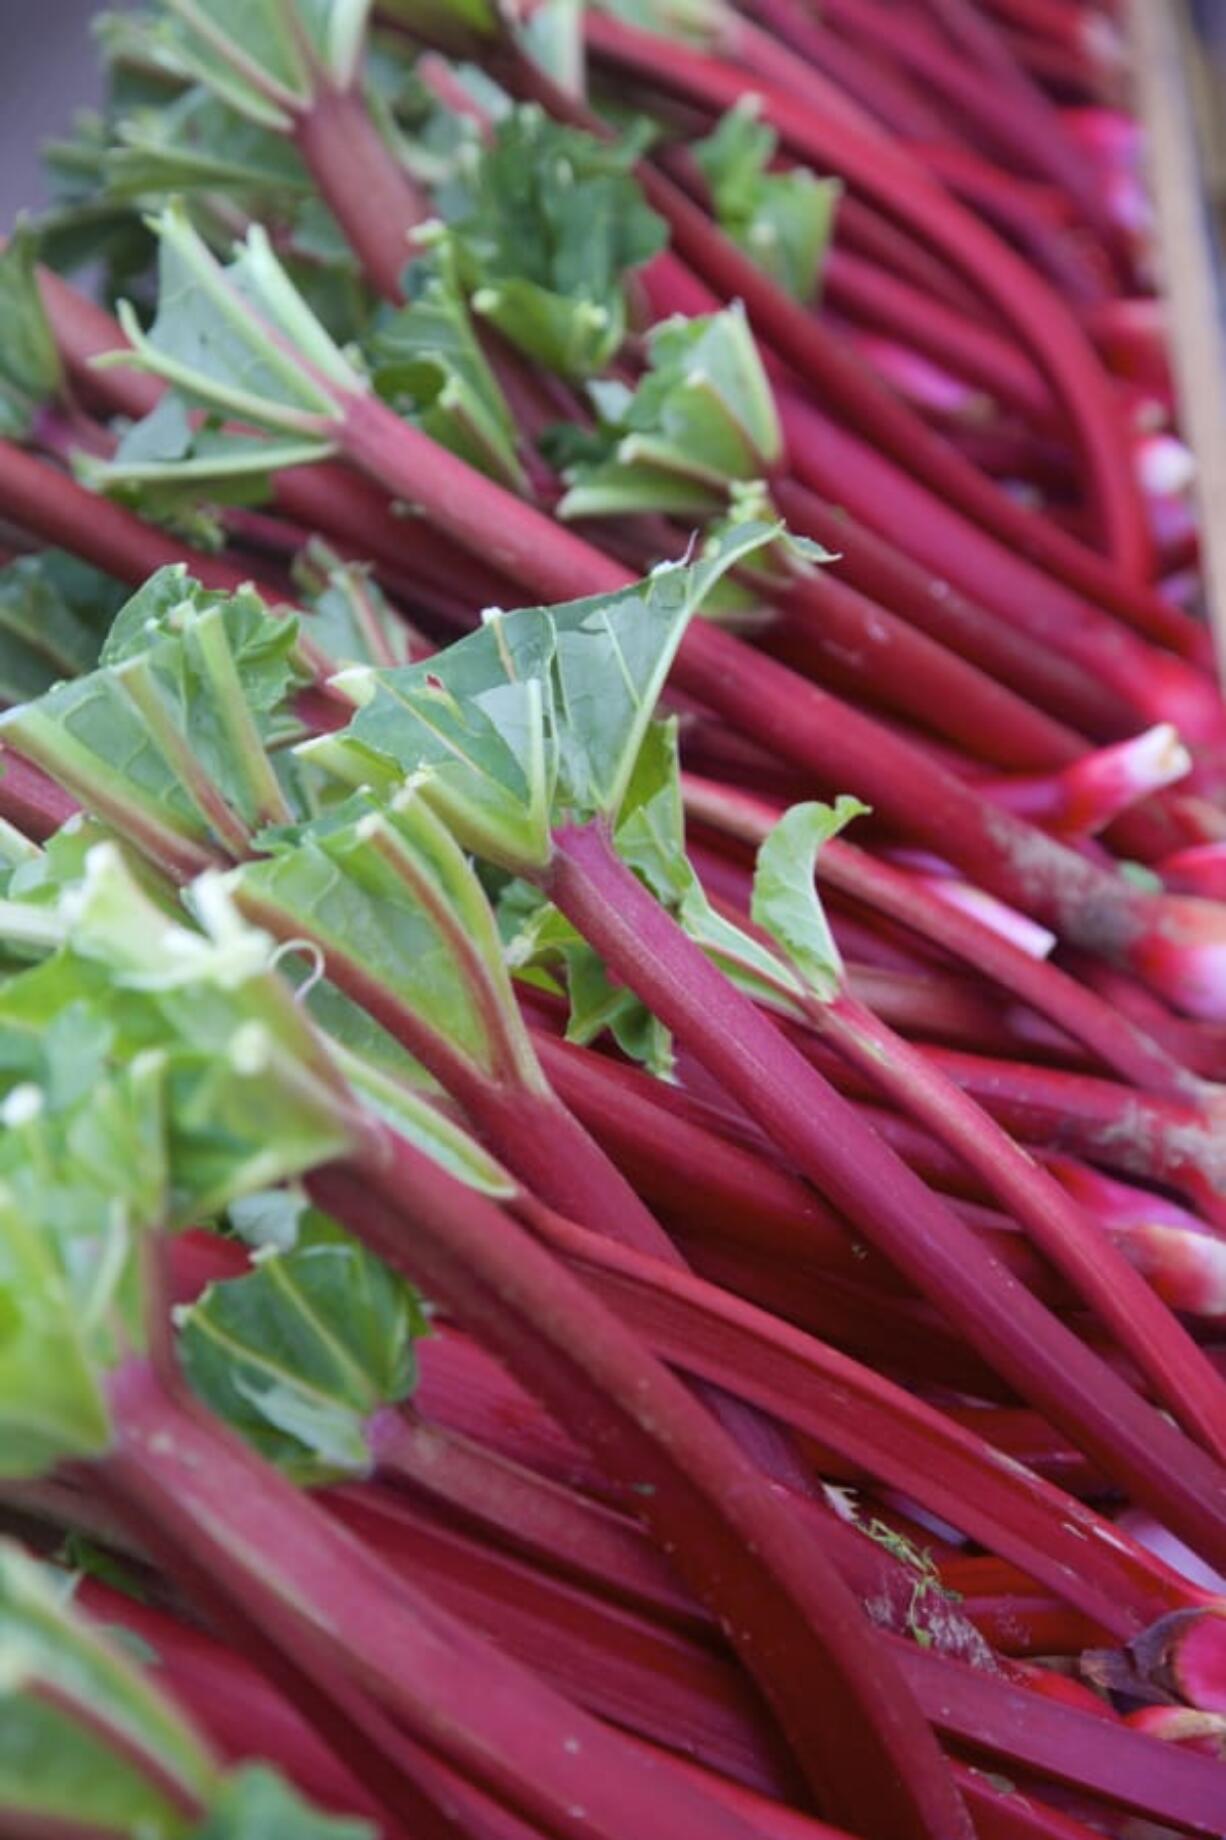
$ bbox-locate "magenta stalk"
[311,1127,972,1840]
[541,818,1226,1568]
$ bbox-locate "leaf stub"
[178,1209,427,1486]
[438,106,668,380]
[556,306,784,521]
[694,101,840,303]
[750,797,869,1003]
[343,521,784,864]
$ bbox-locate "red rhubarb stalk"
[309,1126,973,1840]
[289,81,428,304]
[541,819,1226,1566]
[0,440,263,600]
[522,1190,1214,1632]
[575,13,1147,575]
[100,1358,768,1840]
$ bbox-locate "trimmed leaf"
[341,523,781,860]
[0,1541,217,1832]
[293,545,414,670]
[444,107,667,379]
[505,894,674,1077]
[0,1548,361,1839]
[556,307,783,519]
[84,392,326,532]
[750,797,869,1002]
[0,1004,178,1478]
[0,665,219,872]
[333,621,556,872]
[518,0,585,97]
[369,239,526,490]
[547,520,781,819]
[178,1210,427,1484]
[135,1,321,131]
[191,1764,374,1840]
[0,551,126,705]
[231,783,536,1079]
[104,207,357,442]
[0,223,64,439]
[618,719,800,1005]
[694,102,839,303]
[51,845,362,1218]
[104,84,312,202]
[0,1183,115,1478]
[1,567,306,865]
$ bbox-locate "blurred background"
[0,0,113,226]
[1,1,1220,230]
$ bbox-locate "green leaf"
[557,307,783,519]
[0,1000,167,1471]
[0,223,65,439]
[0,551,126,705]
[1,568,306,862]
[51,845,362,1218]
[85,392,328,529]
[694,101,839,303]
[335,621,556,873]
[191,1764,374,1840]
[0,1184,115,1478]
[518,0,584,97]
[506,896,674,1077]
[138,1,317,130]
[0,1054,170,1334]
[546,520,780,820]
[58,1532,152,1605]
[293,546,414,670]
[615,718,800,1006]
[369,239,526,490]
[105,84,312,202]
[105,207,358,439]
[230,783,535,1080]
[444,106,666,379]
[610,715,690,904]
[0,666,219,875]
[0,1541,217,1833]
[750,797,868,1003]
[342,522,780,859]
[178,1210,426,1484]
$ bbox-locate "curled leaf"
[178,1210,427,1485]
[750,797,869,1003]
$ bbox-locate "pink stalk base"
[980,723,1192,835]
[814,992,1226,1457]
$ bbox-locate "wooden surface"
[1128,0,1226,678]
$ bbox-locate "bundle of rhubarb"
[4,1,1226,1836]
